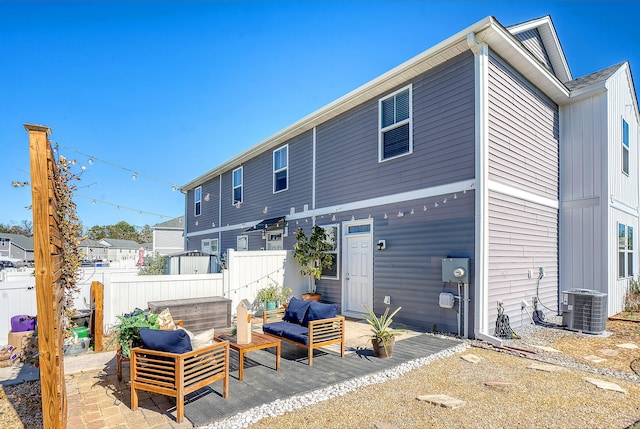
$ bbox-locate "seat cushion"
[262,321,290,337]
[140,327,192,354]
[283,297,311,325]
[303,301,338,326]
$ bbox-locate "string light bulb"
[131,172,137,180]
[171,185,176,192]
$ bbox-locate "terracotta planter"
[371,336,395,358]
[301,293,321,301]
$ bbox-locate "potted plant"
[293,225,333,300]
[364,305,403,358]
[109,309,160,359]
[255,284,293,310]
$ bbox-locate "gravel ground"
[213,317,640,429]
[2,318,640,429]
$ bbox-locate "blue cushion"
[303,301,338,326]
[280,323,310,345]
[283,297,311,325]
[139,328,192,354]
[263,321,310,345]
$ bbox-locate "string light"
[131,172,137,180]
[75,194,176,219]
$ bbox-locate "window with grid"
[194,186,202,217]
[321,225,339,279]
[273,145,288,193]
[622,119,630,175]
[233,167,243,205]
[237,235,248,251]
[201,238,219,255]
[379,85,412,161]
[619,223,634,278]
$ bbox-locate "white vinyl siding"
[233,167,243,205]
[273,145,288,193]
[194,186,202,217]
[379,85,413,162]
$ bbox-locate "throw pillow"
[140,327,192,354]
[157,308,176,330]
[192,328,216,350]
[283,297,311,325]
[304,301,338,326]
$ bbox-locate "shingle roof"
[0,233,34,251]
[565,62,625,91]
[153,216,184,230]
[99,238,142,249]
[78,238,107,247]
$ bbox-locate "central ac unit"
[561,289,607,334]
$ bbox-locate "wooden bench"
[130,339,230,423]
[262,307,345,366]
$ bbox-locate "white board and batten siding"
[560,64,639,316]
[486,50,560,326]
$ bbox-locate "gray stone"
[584,377,627,394]
[528,363,568,373]
[597,349,619,357]
[616,343,639,349]
[530,345,561,353]
[460,354,483,363]
[416,394,466,409]
[583,355,606,363]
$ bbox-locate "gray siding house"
[180,15,639,342]
[0,233,34,262]
[152,216,185,256]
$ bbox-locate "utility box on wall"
[442,258,470,283]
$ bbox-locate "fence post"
[91,282,104,352]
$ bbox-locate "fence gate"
[26,124,67,429]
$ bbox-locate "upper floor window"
[233,167,243,205]
[194,186,202,217]
[273,145,288,193]
[379,85,412,162]
[622,119,630,175]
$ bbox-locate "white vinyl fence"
[0,249,304,345]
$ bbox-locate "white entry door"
[344,224,373,314]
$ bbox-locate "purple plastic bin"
[11,315,36,332]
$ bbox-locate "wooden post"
[91,282,104,352]
[26,123,67,429]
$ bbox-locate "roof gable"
[99,238,141,249]
[153,216,184,230]
[507,15,572,83]
[0,233,34,251]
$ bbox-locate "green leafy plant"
[255,284,292,307]
[109,310,160,358]
[138,253,167,275]
[293,225,333,294]
[363,305,404,355]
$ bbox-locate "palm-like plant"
[363,305,403,356]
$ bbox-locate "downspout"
[218,174,222,246]
[467,32,502,346]
[312,127,317,210]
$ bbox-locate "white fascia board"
[610,197,638,217]
[180,17,494,191]
[489,180,559,209]
[186,179,475,238]
[479,23,570,104]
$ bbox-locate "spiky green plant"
[363,305,404,355]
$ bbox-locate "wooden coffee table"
[214,331,280,381]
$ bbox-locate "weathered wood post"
[26,123,68,429]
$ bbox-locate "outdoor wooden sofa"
[130,337,230,423]
[262,297,345,366]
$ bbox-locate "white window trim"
[273,144,289,193]
[232,166,243,205]
[194,186,202,217]
[202,238,219,255]
[378,84,413,163]
[237,235,249,251]
[622,118,630,176]
[321,224,339,280]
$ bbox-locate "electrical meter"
[442,258,470,283]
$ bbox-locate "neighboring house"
[98,238,142,262]
[152,216,185,256]
[0,233,34,262]
[78,238,109,261]
[180,15,639,341]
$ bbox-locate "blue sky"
[1,1,638,231]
